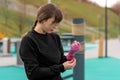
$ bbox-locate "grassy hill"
[19,0,120,38]
[0,6,35,37]
[0,0,119,41]
[19,0,119,27]
[0,4,71,38]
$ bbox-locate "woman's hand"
[63,58,76,70]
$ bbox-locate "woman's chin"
[47,31,52,33]
[48,30,55,33]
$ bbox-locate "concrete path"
[0,56,16,66]
[85,38,120,59]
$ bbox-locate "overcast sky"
[88,0,120,7]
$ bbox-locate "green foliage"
[19,0,48,7]
[0,0,120,40]
[0,6,34,37]
[19,0,120,39]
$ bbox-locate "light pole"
[48,0,51,3]
[105,0,108,57]
[97,14,101,38]
[118,13,120,40]
[118,12,120,37]
[4,0,8,26]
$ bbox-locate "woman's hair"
[32,3,63,29]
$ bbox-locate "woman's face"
[42,17,59,33]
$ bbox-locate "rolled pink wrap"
[67,42,81,60]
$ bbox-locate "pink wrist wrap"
[67,43,81,60]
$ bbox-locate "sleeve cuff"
[59,64,65,72]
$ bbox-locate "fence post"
[72,18,85,80]
[2,38,11,56]
[16,40,23,65]
[98,36,104,58]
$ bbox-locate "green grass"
[19,0,120,39]
[0,6,34,37]
[0,5,70,37]
[0,0,120,40]
[19,0,48,7]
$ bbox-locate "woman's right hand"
[62,58,76,70]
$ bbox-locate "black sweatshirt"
[19,30,67,80]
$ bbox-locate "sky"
[88,0,120,7]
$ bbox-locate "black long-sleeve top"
[19,30,67,80]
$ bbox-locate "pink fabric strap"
[67,43,81,60]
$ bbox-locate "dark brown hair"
[32,3,63,29]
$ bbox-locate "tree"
[17,0,26,37]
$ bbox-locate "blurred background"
[0,0,120,40]
[0,0,120,80]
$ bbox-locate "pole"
[72,18,85,80]
[105,0,108,57]
[98,14,101,38]
[118,14,120,41]
[48,0,51,3]
[118,13,120,37]
[4,0,8,26]
[16,40,23,65]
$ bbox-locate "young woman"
[19,3,78,80]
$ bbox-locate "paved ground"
[85,38,120,59]
[0,38,120,66]
[0,56,16,66]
